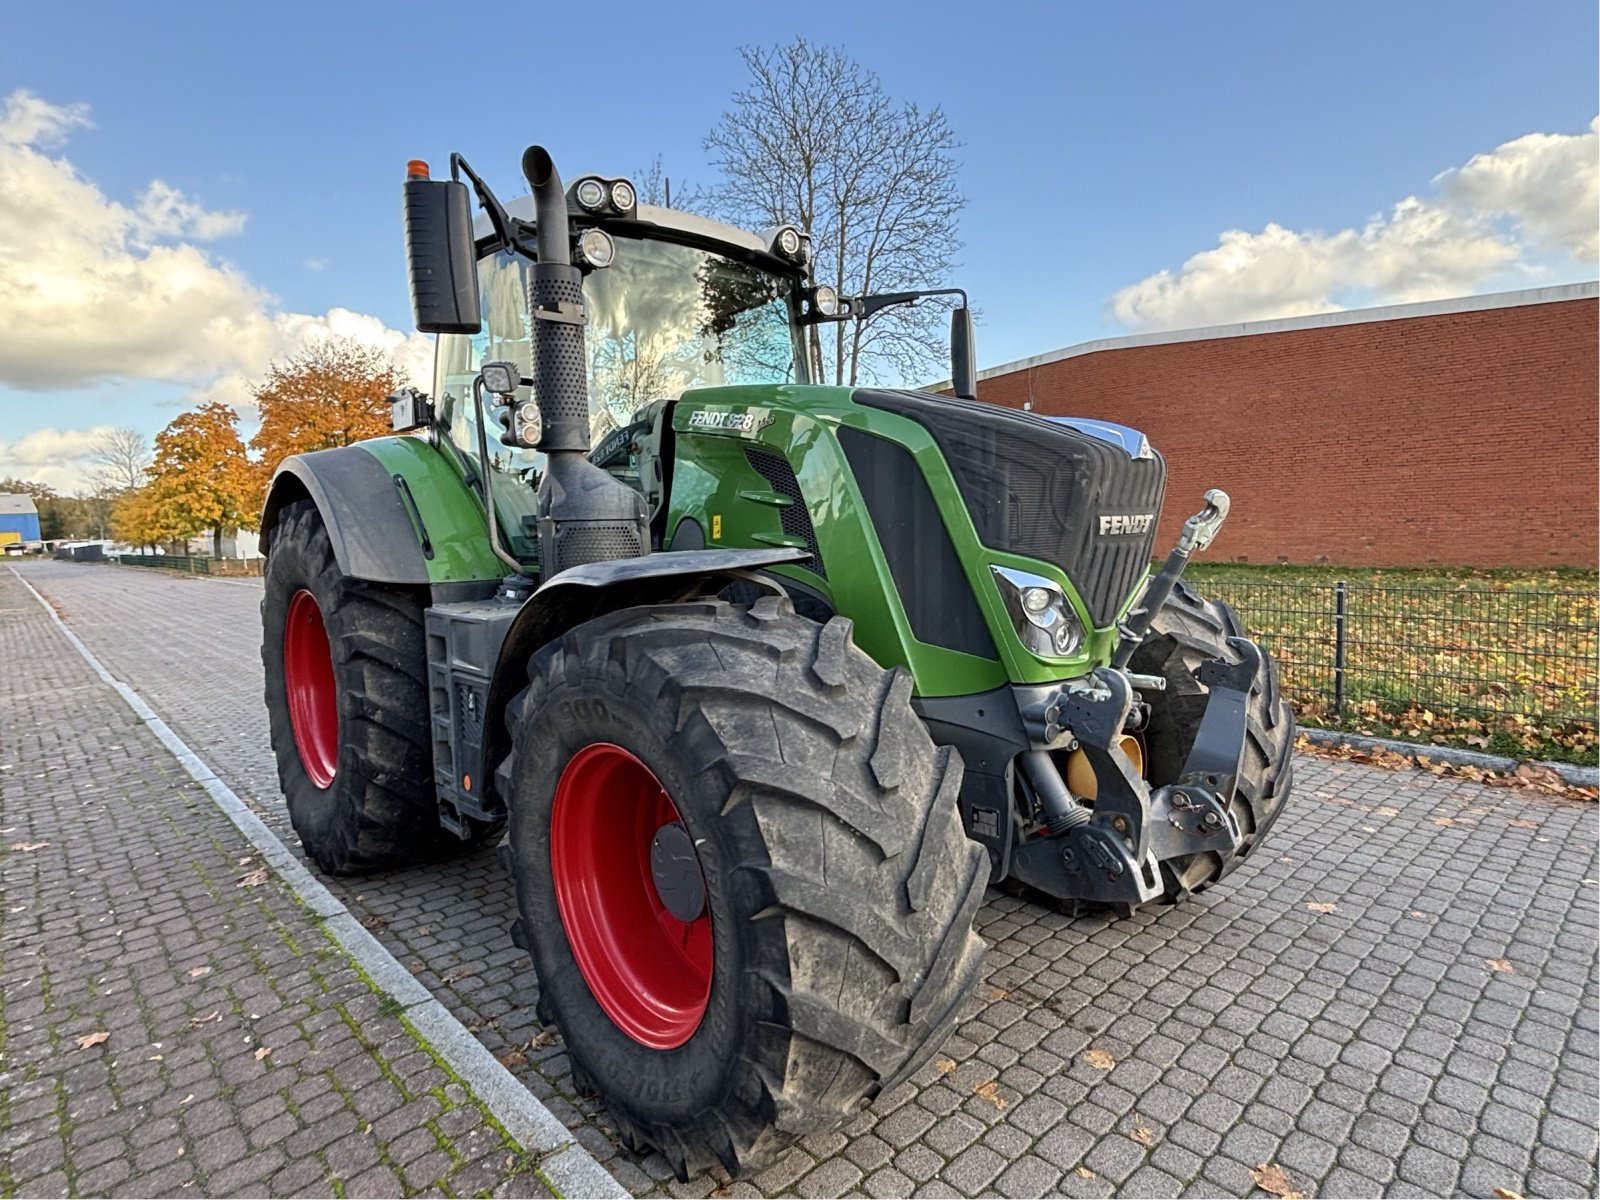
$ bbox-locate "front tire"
[501,596,989,1179]
[1130,580,1296,900]
[262,499,456,874]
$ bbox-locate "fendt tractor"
[259,144,1295,1177]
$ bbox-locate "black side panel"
[838,427,997,661]
[855,390,1167,627]
[913,689,1025,881]
[743,445,826,579]
[261,448,430,584]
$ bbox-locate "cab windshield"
[434,236,802,562]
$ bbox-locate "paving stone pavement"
[0,568,558,1198]
[9,559,1600,1199]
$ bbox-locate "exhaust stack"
[519,144,648,575]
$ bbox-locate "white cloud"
[1112,118,1599,331]
[0,424,119,493]
[0,89,430,398]
[1436,116,1599,260]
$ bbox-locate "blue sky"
[1,0,1594,489]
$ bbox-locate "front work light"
[575,178,606,210]
[576,227,616,269]
[610,180,636,213]
[992,566,1085,659]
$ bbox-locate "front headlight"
[992,566,1084,659]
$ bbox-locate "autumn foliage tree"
[145,401,258,557]
[249,338,404,479]
[110,484,178,550]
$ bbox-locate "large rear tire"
[500,596,989,1179]
[1130,580,1295,900]
[262,499,457,874]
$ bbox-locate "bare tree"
[704,40,965,387]
[87,426,151,494]
[631,155,705,211]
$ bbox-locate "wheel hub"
[549,743,712,1049]
[649,823,706,923]
[283,588,338,788]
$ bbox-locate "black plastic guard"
[261,448,430,584]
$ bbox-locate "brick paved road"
[0,569,558,1198]
[10,559,1599,1198]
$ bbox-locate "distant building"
[964,283,1598,568]
[0,494,42,547]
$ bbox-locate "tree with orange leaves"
[147,401,258,557]
[249,338,404,480]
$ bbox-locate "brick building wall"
[971,287,1598,567]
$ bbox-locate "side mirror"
[403,165,481,334]
[950,306,977,400]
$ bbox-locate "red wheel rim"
[284,588,338,789]
[550,744,713,1049]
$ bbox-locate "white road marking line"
[8,565,624,1200]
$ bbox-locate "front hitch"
[1006,488,1259,910]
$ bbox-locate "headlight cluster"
[991,566,1084,659]
[570,175,637,218]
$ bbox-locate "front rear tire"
[500,596,989,1179]
[262,499,456,874]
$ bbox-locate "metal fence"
[115,554,212,574]
[1200,580,1598,734]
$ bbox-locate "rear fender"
[261,438,503,585]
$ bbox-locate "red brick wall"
[975,298,1599,567]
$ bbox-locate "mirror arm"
[451,153,535,258]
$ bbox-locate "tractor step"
[425,601,521,837]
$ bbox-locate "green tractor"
[259,144,1294,1178]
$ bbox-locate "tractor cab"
[427,181,814,568]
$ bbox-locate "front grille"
[744,446,826,578]
[854,390,1166,627]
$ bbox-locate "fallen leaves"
[189,1010,221,1027]
[1493,1189,1525,1199]
[497,1049,528,1069]
[934,1057,957,1074]
[9,841,49,852]
[253,1046,271,1061]
[1305,902,1339,914]
[1295,734,1597,803]
[972,1080,1007,1111]
[1083,1049,1116,1071]
[527,1029,560,1050]
[1074,1166,1097,1180]
[1486,958,1516,974]
[74,1031,110,1050]
[1130,1124,1155,1147]
[187,966,211,979]
[236,868,269,889]
[1250,1162,1305,1199]
[1507,818,1538,829]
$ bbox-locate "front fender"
[261,437,503,586]
[479,547,807,806]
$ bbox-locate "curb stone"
[1300,726,1598,788]
[8,565,627,1200]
